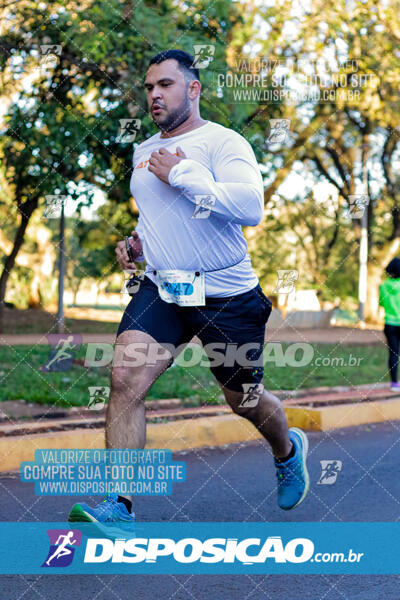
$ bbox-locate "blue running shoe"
[68,493,135,538]
[274,427,310,510]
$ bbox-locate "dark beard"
[157,94,191,133]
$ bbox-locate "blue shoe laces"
[275,461,303,485]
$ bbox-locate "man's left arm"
[168,134,264,226]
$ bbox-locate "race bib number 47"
[156,270,205,306]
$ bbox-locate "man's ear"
[188,79,201,100]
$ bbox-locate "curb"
[3,398,400,473]
[0,415,260,473]
[0,383,390,423]
[285,397,400,430]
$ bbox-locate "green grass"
[263,343,387,390]
[0,343,389,408]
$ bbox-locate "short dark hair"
[148,49,200,83]
[386,257,400,278]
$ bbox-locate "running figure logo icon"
[192,45,215,69]
[345,194,369,219]
[41,334,82,372]
[43,195,66,219]
[42,529,82,567]
[273,270,298,294]
[317,460,343,485]
[88,386,110,410]
[39,44,62,70]
[267,119,291,146]
[239,383,264,408]
[122,270,146,295]
[117,118,141,143]
[191,195,216,219]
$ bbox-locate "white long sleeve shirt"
[130,120,264,297]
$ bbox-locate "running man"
[68,49,309,528]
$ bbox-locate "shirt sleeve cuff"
[168,160,188,186]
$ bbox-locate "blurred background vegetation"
[0,0,399,332]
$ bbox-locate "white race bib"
[155,269,205,306]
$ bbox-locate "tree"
[239,0,400,318]
[249,190,359,302]
[0,0,243,329]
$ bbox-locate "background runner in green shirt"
[379,257,400,389]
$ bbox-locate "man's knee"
[222,383,265,416]
[110,366,150,402]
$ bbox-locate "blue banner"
[0,522,398,574]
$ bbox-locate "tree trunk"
[73,281,81,306]
[366,263,383,324]
[28,273,42,308]
[0,198,38,332]
[95,283,101,306]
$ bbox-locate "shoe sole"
[68,504,95,523]
[68,504,135,540]
[286,427,310,510]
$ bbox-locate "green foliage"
[250,193,359,301]
[243,0,400,305]
[0,0,244,305]
[5,266,34,309]
[1,0,399,313]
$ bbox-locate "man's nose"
[150,87,162,102]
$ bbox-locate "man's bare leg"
[106,330,173,506]
[106,330,173,448]
[221,385,292,458]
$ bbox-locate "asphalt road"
[1,422,400,599]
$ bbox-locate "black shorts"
[117,275,272,392]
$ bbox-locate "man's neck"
[160,116,207,138]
